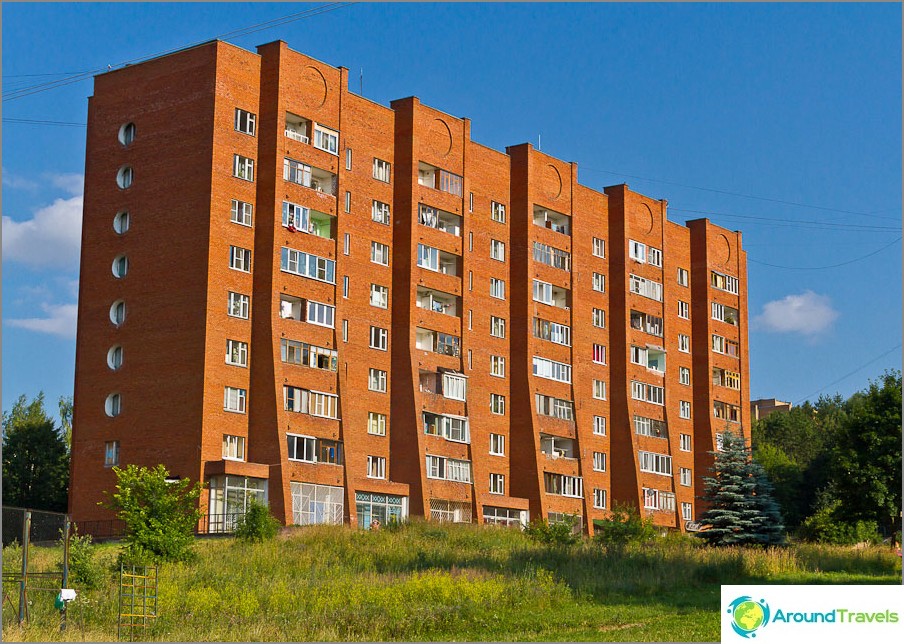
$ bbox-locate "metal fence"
[73,512,248,540]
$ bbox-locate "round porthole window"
[107,345,123,370]
[110,300,126,326]
[112,255,129,278]
[116,166,133,190]
[118,122,136,146]
[113,211,130,235]
[105,393,122,417]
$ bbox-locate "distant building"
[69,39,750,536]
[751,398,793,422]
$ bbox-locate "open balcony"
[418,204,462,237]
[285,112,311,144]
[416,328,461,358]
[540,434,577,460]
[416,286,459,317]
[284,158,337,196]
[418,161,463,197]
[417,243,460,277]
[418,369,467,401]
[533,205,571,236]
[533,279,570,309]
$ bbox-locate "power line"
[748,237,901,270]
[3,118,86,127]
[582,165,900,222]
[795,344,902,405]
[2,3,354,102]
[670,207,902,233]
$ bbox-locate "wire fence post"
[17,510,30,624]
[60,515,70,631]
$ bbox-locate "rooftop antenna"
[360,68,363,96]
[538,134,541,151]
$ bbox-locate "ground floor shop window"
[291,482,344,526]
[355,492,408,529]
[208,475,267,532]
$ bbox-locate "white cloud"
[2,194,83,269]
[48,173,84,196]
[7,303,78,339]
[754,291,839,336]
[1,169,37,190]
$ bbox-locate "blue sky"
[2,2,901,421]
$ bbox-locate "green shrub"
[593,503,656,551]
[234,499,280,543]
[524,517,580,547]
[799,501,882,545]
[61,529,105,589]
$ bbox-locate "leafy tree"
[592,503,656,552]
[697,430,786,546]
[58,395,73,452]
[104,464,203,563]
[826,370,901,536]
[524,516,580,547]
[2,393,69,512]
[234,498,280,543]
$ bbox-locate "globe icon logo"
[727,596,770,638]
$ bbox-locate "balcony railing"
[285,129,310,144]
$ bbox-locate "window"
[630,310,663,337]
[593,452,607,472]
[280,247,336,283]
[679,366,691,386]
[634,415,668,439]
[368,412,387,436]
[342,320,348,342]
[533,317,571,346]
[716,433,725,452]
[592,308,606,328]
[593,416,606,436]
[489,473,505,495]
[234,108,256,135]
[678,301,689,319]
[223,435,246,461]
[680,467,692,487]
[490,355,506,378]
[284,386,308,413]
[532,356,572,383]
[417,243,439,271]
[491,201,506,223]
[593,488,607,510]
[468,271,473,290]
[371,241,390,266]
[592,344,607,365]
[370,284,388,309]
[490,433,505,456]
[233,155,254,181]
[631,380,664,405]
[280,339,338,371]
[345,147,352,170]
[370,326,388,351]
[712,334,740,358]
[306,301,335,328]
[680,434,692,452]
[712,302,739,325]
[469,192,474,212]
[533,279,553,305]
[629,240,646,262]
[680,400,691,419]
[313,123,338,154]
[287,434,316,462]
[439,170,463,196]
[282,201,309,230]
[281,295,305,322]
[490,316,506,338]
[230,199,253,226]
[110,300,126,327]
[490,393,506,415]
[104,440,120,467]
[682,502,693,521]
[112,255,128,279]
[724,370,742,390]
[345,191,351,213]
[373,158,391,182]
[490,278,505,300]
[638,451,672,476]
[372,200,391,225]
[230,246,251,272]
[105,393,121,417]
[343,276,349,299]
[713,401,741,423]
[544,473,583,498]
[592,237,606,258]
[678,334,690,353]
[643,488,676,511]
[648,247,662,267]
[224,387,246,413]
[283,158,312,186]
[118,123,135,146]
[367,456,386,479]
[469,232,473,251]
[533,242,571,271]
[593,380,607,400]
[677,267,689,287]
[711,271,740,295]
[630,345,664,373]
[228,292,249,319]
[536,394,574,421]
[113,211,130,235]
[295,482,346,526]
[490,239,505,261]
[107,345,123,370]
[226,339,248,367]
[592,273,606,293]
[369,368,387,393]
[442,372,468,401]
[629,274,663,301]
[344,233,350,255]
[116,166,133,189]
[426,456,472,483]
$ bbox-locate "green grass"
[3,521,900,642]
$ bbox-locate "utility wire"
[748,237,901,270]
[3,118,86,127]
[670,207,902,233]
[795,344,902,405]
[582,165,900,222]
[2,2,354,102]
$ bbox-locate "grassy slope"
[2,521,901,642]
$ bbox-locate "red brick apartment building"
[70,40,750,536]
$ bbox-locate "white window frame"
[490,316,506,339]
[490,355,506,378]
[678,301,689,319]
[280,247,336,284]
[228,291,250,319]
[490,278,505,300]
[371,241,390,266]
[306,301,335,328]
[367,455,386,479]
[229,246,251,272]
[373,158,391,183]
[417,243,439,271]
[372,200,391,225]
[592,273,605,293]
[592,344,607,365]
[593,416,606,436]
[679,366,691,386]
[489,433,505,456]
[491,201,506,223]
[104,440,120,467]
[680,467,692,487]
[592,237,606,258]
[682,502,693,521]
[677,267,689,287]
[222,434,246,461]
[532,279,554,305]
[593,452,607,472]
[638,451,673,476]
[370,284,388,309]
[368,412,387,436]
[234,108,256,136]
[225,339,248,367]
[370,326,389,351]
[287,433,317,463]
[592,308,606,328]
[490,393,506,415]
[224,387,247,413]
[679,400,691,419]
[532,356,572,383]
[648,247,662,267]
[631,380,664,405]
[629,274,663,301]
[678,334,690,353]
[369,368,387,393]
[593,488,607,510]
[489,473,505,495]
[680,433,692,452]
[490,239,505,261]
[593,379,607,400]
[230,199,253,226]
[233,154,254,182]
[313,123,339,155]
[629,240,646,262]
